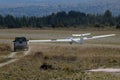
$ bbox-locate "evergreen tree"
[103,10,114,25]
[0,14,4,27]
[0,10,119,29]
[4,15,17,28]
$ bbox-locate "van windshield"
[15,37,27,42]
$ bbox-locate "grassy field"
[0,29,120,80]
[0,44,12,64]
[0,58,12,63]
[0,44,11,56]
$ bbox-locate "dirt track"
[0,59,18,67]
[88,68,120,73]
[8,52,17,58]
[0,47,31,68]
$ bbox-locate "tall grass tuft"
[0,44,11,52]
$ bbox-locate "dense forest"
[0,10,120,29]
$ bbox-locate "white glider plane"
[29,33,115,44]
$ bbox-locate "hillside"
[0,0,120,16]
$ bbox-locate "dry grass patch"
[0,44,11,51]
[0,29,119,80]
[0,58,12,63]
[0,44,11,63]
[30,43,120,57]
[29,44,120,69]
[0,44,11,56]
[0,44,120,80]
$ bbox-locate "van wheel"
[14,48,16,52]
[26,47,29,51]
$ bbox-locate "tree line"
[0,10,120,29]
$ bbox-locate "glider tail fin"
[72,33,91,44]
[72,33,91,37]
